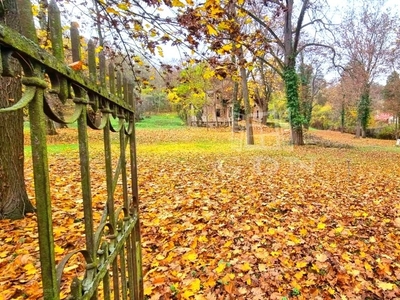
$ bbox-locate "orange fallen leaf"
[68,61,83,71]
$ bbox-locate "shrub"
[366,125,397,140]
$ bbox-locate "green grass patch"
[25,143,79,157]
[136,114,185,130]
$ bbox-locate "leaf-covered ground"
[1,121,400,299]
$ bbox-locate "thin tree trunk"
[341,100,345,133]
[0,0,35,219]
[231,55,240,132]
[238,48,254,145]
[355,120,361,138]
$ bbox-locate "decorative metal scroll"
[0,0,143,299]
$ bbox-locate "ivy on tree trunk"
[358,87,370,138]
[284,66,304,145]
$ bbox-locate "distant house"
[189,90,268,127]
[251,104,268,123]
[375,112,397,124]
[189,91,232,127]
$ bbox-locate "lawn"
[2,114,400,299]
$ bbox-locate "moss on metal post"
[16,0,59,297]
[128,81,143,299]
[29,83,60,300]
[48,0,68,102]
[77,103,96,269]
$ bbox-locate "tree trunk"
[341,100,345,133]
[355,120,361,138]
[46,118,58,135]
[291,126,304,146]
[0,0,35,219]
[284,66,304,145]
[231,55,240,132]
[357,85,370,138]
[238,50,254,145]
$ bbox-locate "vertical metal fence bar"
[99,51,106,87]
[109,63,115,95]
[103,119,120,299]
[28,84,60,300]
[119,107,129,299]
[48,0,68,102]
[120,251,128,299]
[127,81,143,300]
[70,22,81,63]
[102,243,111,300]
[77,103,97,276]
[17,0,59,297]
[88,39,97,81]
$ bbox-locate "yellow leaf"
[183,251,197,262]
[377,280,394,291]
[294,271,305,280]
[106,7,118,14]
[364,262,373,272]
[54,245,64,255]
[117,3,129,10]
[335,226,344,234]
[172,0,185,7]
[270,251,280,257]
[144,286,153,296]
[296,261,308,269]
[217,44,233,55]
[156,254,165,260]
[214,262,226,274]
[328,287,335,295]
[317,222,326,229]
[300,228,308,236]
[24,263,36,275]
[198,235,208,243]
[341,252,351,262]
[223,240,233,248]
[207,24,217,36]
[182,290,195,299]
[241,262,251,272]
[190,278,201,293]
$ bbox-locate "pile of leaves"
[1,127,400,299]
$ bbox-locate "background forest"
[77,0,400,143]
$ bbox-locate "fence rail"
[0,0,143,299]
